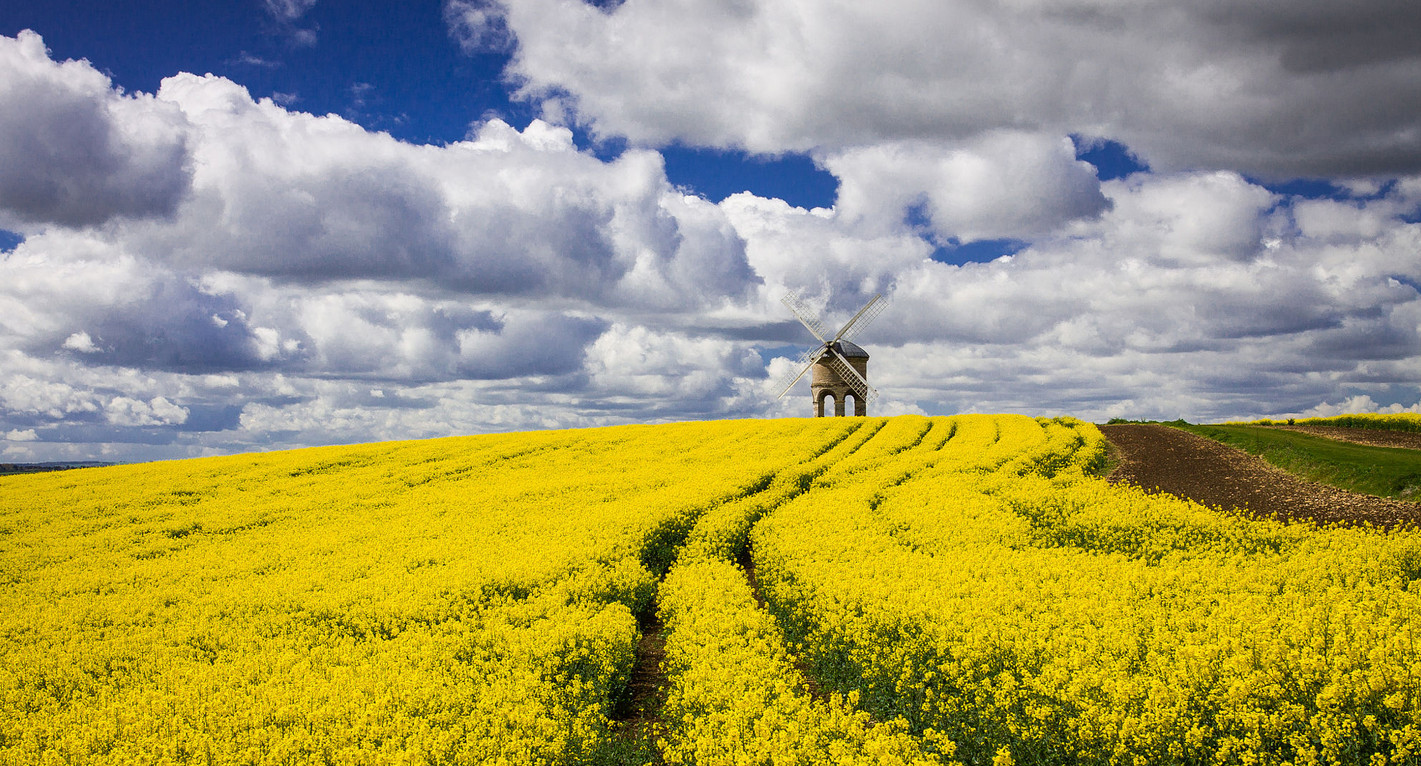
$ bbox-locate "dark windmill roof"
[831,340,869,359]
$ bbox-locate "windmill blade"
[826,349,878,403]
[781,290,830,343]
[826,347,879,403]
[833,293,886,343]
[773,346,826,399]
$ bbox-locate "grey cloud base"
[0,31,191,228]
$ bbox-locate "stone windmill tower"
[774,290,885,417]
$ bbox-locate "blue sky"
[2,0,1421,461]
[6,0,525,143]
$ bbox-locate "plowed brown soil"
[1100,424,1421,529]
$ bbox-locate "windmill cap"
[831,340,869,358]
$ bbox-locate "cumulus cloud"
[0,367,102,422]
[585,324,766,412]
[0,234,290,373]
[0,31,192,228]
[455,311,607,380]
[881,171,1412,356]
[823,132,1109,243]
[62,332,99,353]
[466,0,1421,177]
[3,232,613,388]
[719,193,919,317]
[234,283,608,382]
[106,396,189,427]
[0,38,763,319]
[1098,172,1280,264]
[112,74,757,310]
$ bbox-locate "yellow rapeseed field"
[2,415,1418,765]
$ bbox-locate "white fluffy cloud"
[0,233,288,372]
[0,31,192,228]
[106,396,189,427]
[585,323,768,415]
[462,0,1421,177]
[824,133,1109,243]
[122,73,756,309]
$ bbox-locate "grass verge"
[1176,423,1421,501]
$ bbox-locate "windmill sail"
[781,290,830,342]
[773,345,827,399]
[835,293,886,343]
[826,347,879,403]
[773,290,886,407]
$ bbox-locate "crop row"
[752,415,1421,765]
[0,420,855,764]
[656,417,950,764]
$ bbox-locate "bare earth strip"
[609,606,667,755]
[1099,423,1421,529]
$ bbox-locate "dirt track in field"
[1099,424,1421,529]
[609,606,666,748]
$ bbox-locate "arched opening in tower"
[845,392,864,417]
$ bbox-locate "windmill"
[774,290,886,417]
